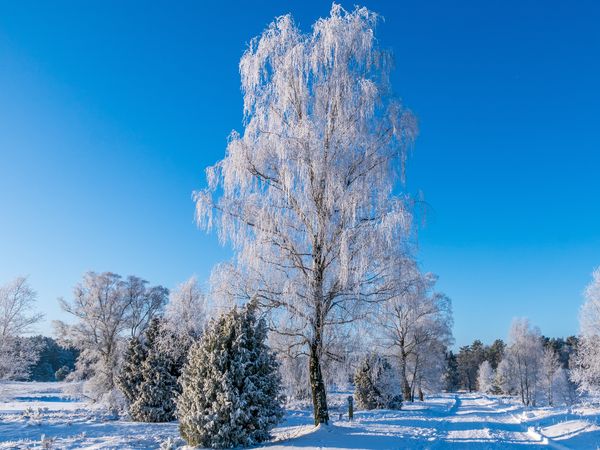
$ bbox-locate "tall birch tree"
[195,4,416,424]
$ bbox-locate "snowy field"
[1,382,599,449]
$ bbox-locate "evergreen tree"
[116,336,147,406]
[457,341,486,391]
[129,343,178,422]
[155,321,191,382]
[177,300,284,448]
[25,336,78,382]
[486,339,506,370]
[117,319,181,422]
[354,354,402,410]
[444,351,460,392]
[55,365,71,381]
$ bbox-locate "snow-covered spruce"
[117,336,147,406]
[354,354,402,410]
[130,344,178,422]
[117,319,180,422]
[177,300,284,448]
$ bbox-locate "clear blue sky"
[1,1,599,346]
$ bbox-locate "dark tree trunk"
[308,243,329,426]
[309,343,329,425]
[403,378,412,402]
[400,348,412,402]
[408,356,419,402]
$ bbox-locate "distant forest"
[23,336,78,382]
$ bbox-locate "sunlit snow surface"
[1,382,599,449]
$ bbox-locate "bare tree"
[540,346,561,406]
[55,272,167,401]
[572,267,600,399]
[195,4,416,424]
[376,259,453,401]
[164,276,206,340]
[0,276,43,379]
[124,276,168,339]
[503,318,543,406]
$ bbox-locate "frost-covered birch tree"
[540,346,561,406]
[572,267,600,398]
[503,318,543,406]
[194,4,416,425]
[124,276,169,339]
[0,276,43,380]
[55,272,168,401]
[376,259,453,401]
[158,276,208,372]
[164,276,207,340]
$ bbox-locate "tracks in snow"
[428,394,554,448]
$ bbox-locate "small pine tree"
[116,336,147,405]
[177,300,285,448]
[354,354,402,410]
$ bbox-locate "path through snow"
[1,383,599,449]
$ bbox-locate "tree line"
[2,263,600,447]
[445,332,579,406]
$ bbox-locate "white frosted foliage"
[194,3,416,424]
[477,361,495,394]
[572,267,600,398]
[0,276,43,380]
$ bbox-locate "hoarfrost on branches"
[164,276,207,340]
[54,272,168,402]
[194,3,416,424]
[354,354,402,410]
[375,258,453,401]
[572,267,600,398]
[502,318,543,406]
[0,276,43,380]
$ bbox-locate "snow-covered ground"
[1,382,599,449]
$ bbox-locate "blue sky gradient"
[1,0,599,346]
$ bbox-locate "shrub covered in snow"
[177,299,284,448]
[354,354,402,410]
